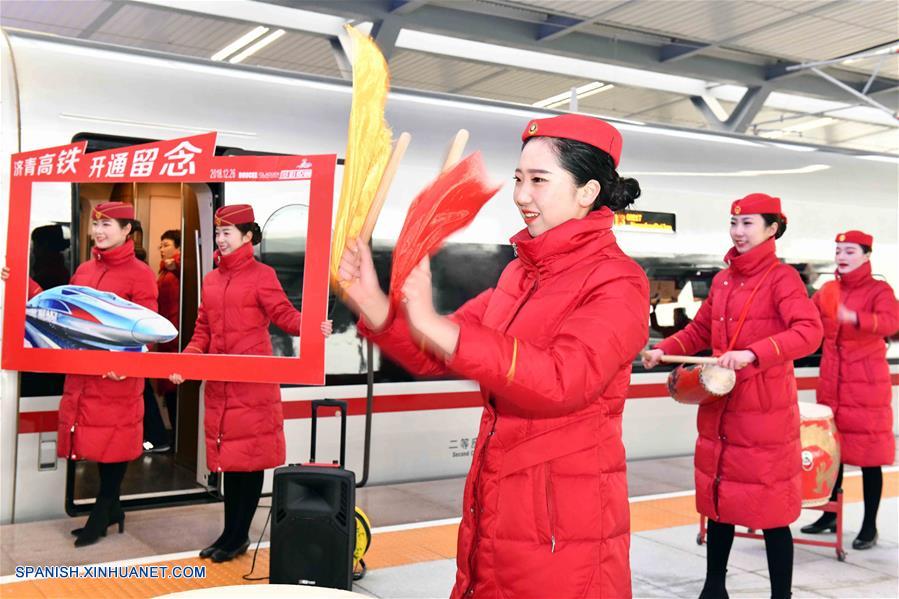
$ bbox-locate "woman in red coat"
[169,205,332,563]
[643,193,823,599]
[801,230,898,549]
[54,201,158,547]
[339,114,648,598]
[151,229,182,448]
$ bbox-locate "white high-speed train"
[1,29,896,523]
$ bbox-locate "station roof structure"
[2,0,897,153]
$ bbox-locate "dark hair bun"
[249,222,262,246]
[235,221,263,245]
[606,177,641,212]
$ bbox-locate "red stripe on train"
[16,374,899,434]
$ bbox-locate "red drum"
[799,402,841,507]
[667,364,735,406]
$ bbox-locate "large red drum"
[799,402,841,507]
[667,364,735,406]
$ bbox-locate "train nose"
[131,317,178,344]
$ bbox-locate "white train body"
[1,30,896,523]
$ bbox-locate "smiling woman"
[644,193,823,599]
[338,113,650,599]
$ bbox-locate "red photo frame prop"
[2,133,334,385]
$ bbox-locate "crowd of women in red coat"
[2,112,896,599]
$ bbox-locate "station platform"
[1,456,896,598]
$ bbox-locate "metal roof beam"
[78,1,124,39]
[536,14,583,42]
[371,16,402,60]
[219,1,899,109]
[724,85,772,132]
[660,42,711,63]
[389,0,429,15]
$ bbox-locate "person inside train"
[29,224,70,290]
[802,230,898,549]
[167,205,333,563]
[643,193,823,599]
[338,114,648,598]
[121,220,170,453]
[145,229,182,453]
[45,201,158,547]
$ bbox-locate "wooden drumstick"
[658,354,720,365]
[441,129,469,172]
[360,132,412,244]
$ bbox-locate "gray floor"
[352,498,899,599]
[0,455,699,575]
[2,455,896,599]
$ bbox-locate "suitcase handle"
[310,399,347,467]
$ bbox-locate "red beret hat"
[835,230,873,247]
[521,114,623,167]
[92,201,134,221]
[731,193,786,222]
[214,204,255,226]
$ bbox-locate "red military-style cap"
[92,201,134,221]
[835,230,873,247]
[214,204,255,226]
[731,193,786,223]
[521,114,623,167]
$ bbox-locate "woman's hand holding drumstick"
[642,350,755,370]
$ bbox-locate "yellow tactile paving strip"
[3,472,896,598]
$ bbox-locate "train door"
[10,133,231,520]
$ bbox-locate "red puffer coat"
[184,242,300,473]
[156,251,181,352]
[155,252,181,394]
[362,209,649,599]
[56,240,158,463]
[656,239,822,529]
[814,262,898,466]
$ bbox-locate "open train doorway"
[64,179,215,513]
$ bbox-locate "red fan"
[819,280,840,321]
[390,151,501,304]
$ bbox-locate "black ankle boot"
[800,513,836,534]
[74,497,125,547]
[698,571,729,599]
[71,498,125,537]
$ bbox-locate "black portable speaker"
[270,399,357,589]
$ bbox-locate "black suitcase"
[270,399,356,589]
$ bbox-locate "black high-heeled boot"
[74,497,125,547]
[71,498,125,537]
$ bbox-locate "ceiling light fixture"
[533,81,614,109]
[229,29,286,64]
[211,26,269,61]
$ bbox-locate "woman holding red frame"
[169,204,332,563]
[643,194,823,599]
[339,114,648,598]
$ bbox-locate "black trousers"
[213,470,264,551]
[142,381,169,447]
[705,519,793,599]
